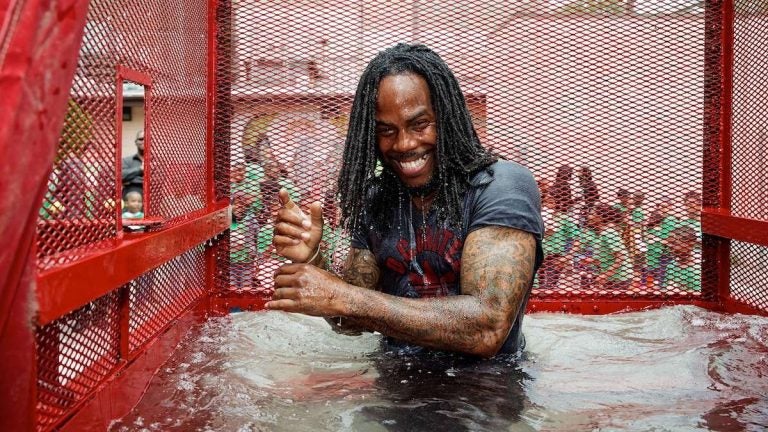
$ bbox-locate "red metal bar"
[701,0,732,303]
[57,304,207,432]
[717,0,735,304]
[116,73,125,235]
[206,0,218,204]
[207,294,720,317]
[721,298,768,317]
[143,84,153,217]
[702,209,768,247]
[720,0,734,213]
[36,201,231,326]
[529,299,722,315]
[208,294,269,315]
[116,66,152,86]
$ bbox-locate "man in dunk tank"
[264,44,543,417]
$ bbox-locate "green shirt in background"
[543,213,580,256]
[645,215,677,269]
[579,228,599,255]
[665,260,701,291]
[597,227,632,282]
[677,218,701,235]
[256,223,273,254]
[631,207,644,224]
[230,217,255,263]
[231,163,300,213]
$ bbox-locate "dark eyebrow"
[405,108,430,124]
[375,107,432,128]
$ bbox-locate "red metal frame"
[36,201,230,326]
[5,0,768,430]
[702,210,768,247]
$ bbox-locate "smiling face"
[375,73,437,190]
[125,192,143,213]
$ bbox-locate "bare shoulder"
[343,247,381,290]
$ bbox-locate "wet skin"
[267,73,537,358]
[374,73,437,190]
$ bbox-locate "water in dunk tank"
[110,306,768,432]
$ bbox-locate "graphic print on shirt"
[383,225,463,298]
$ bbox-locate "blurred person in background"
[538,165,579,290]
[576,166,600,227]
[644,197,678,287]
[122,129,144,200]
[664,226,700,292]
[592,203,632,290]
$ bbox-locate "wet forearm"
[339,286,509,357]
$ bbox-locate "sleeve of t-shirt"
[349,202,372,250]
[467,162,544,239]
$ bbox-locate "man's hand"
[266,263,347,316]
[273,188,324,263]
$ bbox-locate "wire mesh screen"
[37,0,209,271]
[731,241,768,312]
[732,4,768,221]
[129,246,206,351]
[217,1,712,299]
[35,292,121,431]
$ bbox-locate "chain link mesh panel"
[732,3,768,220]
[216,1,713,300]
[129,246,206,352]
[35,292,120,431]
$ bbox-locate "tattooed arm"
[340,226,535,357]
[269,226,536,357]
[322,248,380,333]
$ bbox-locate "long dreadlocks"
[337,43,497,233]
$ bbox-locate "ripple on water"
[110,306,768,432]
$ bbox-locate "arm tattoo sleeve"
[342,248,380,290]
[340,227,537,357]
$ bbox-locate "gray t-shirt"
[351,160,544,354]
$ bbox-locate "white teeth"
[399,155,428,173]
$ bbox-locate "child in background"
[122,191,144,219]
[664,226,701,292]
[539,165,580,289]
[630,192,648,280]
[230,191,259,289]
[574,209,600,289]
[645,197,678,287]
[593,203,633,290]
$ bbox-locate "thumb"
[309,201,324,229]
[278,188,298,210]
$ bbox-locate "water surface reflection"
[110,306,768,431]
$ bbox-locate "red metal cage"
[1,0,767,430]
